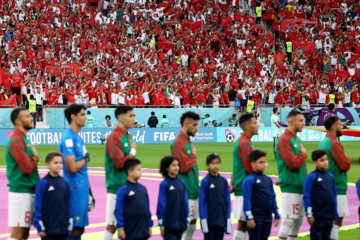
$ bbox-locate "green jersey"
[171,131,199,199]
[318,135,351,195]
[271,114,282,137]
[159,119,169,127]
[228,117,238,126]
[275,129,307,193]
[105,125,134,194]
[6,129,39,193]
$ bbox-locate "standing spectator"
[276,110,307,240]
[86,111,94,128]
[59,104,91,240]
[232,113,259,240]
[271,107,287,155]
[103,106,136,240]
[203,114,213,127]
[171,112,200,240]
[228,86,237,108]
[318,116,351,240]
[104,115,113,128]
[228,114,238,127]
[147,111,158,128]
[6,108,39,240]
[29,94,37,128]
[34,152,73,240]
[159,115,170,128]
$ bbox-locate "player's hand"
[160,226,164,237]
[30,144,38,156]
[191,144,196,156]
[247,219,256,229]
[130,138,136,150]
[229,181,234,193]
[300,144,306,154]
[84,153,91,163]
[118,228,126,240]
[38,232,47,237]
[307,217,315,226]
[274,218,280,227]
[149,227,152,237]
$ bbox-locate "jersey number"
[24,211,31,224]
[292,204,300,215]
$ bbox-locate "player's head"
[11,107,34,130]
[115,105,135,129]
[324,116,342,137]
[239,113,258,136]
[180,111,200,137]
[105,115,111,121]
[206,153,221,175]
[312,149,328,171]
[328,103,335,112]
[249,149,267,173]
[232,114,236,118]
[287,110,305,133]
[64,104,87,127]
[163,115,166,118]
[124,158,142,180]
[273,106,280,114]
[87,111,91,115]
[159,156,180,178]
[45,151,63,175]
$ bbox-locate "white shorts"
[337,195,349,217]
[8,192,35,228]
[188,199,199,221]
[233,196,246,221]
[281,193,305,219]
[105,193,117,225]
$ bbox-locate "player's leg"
[278,193,301,240]
[181,199,198,240]
[69,190,89,239]
[247,220,263,240]
[261,221,272,240]
[103,193,117,240]
[330,194,349,240]
[310,219,322,240]
[233,196,246,240]
[322,219,333,240]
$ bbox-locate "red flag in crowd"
[274,54,285,67]
[293,41,314,56]
[280,19,304,31]
[45,65,60,75]
[0,95,17,107]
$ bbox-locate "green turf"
[0,141,359,183]
[299,228,360,240]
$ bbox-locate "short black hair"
[180,111,200,126]
[163,115,166,118]
[124,158,141,175]
[273,106,279,114]
[64,104,86,124]
[151,111,155,115]
[232,114,236,117]
[159,156,180,177]
[249,149,267,163]
[328,103,335,111]
[45,151,63,163]
[324,116,339,130]
[206,153,221,165]
[10,107,28,124]
[105,115,111,120]
[239,113,254,128]
[287,109,303,119]
[87,111,91,115]
[312,149,327,162]
[115,105,133,118]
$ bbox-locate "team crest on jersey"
[75,216,80,223]
[124,143,129,147]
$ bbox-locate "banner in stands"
[0,128,217,146]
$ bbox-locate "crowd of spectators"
[0,0,359,112]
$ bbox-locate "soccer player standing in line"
[232,113,259,240]
[103,105,136,240]
[276,110,307,240]
[271,107,287,156]
[59,104,90,240]
[171,111,200,240]
[318,116,351,240]
[6,108,39,240]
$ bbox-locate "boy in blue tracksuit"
[242,150,280,240]
[303,149,338,240]
[157,156,189,240]
[34,152,73,240]
[199,153,231,240]
[115,158,153,240]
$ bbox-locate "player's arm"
[66,181,74,233]
[199,178,209,233]
[106,134,135,170]
[183,180,189,218]
[242,175,254,221]
[225,178,232,235]
[270,178,280,220]
[9,139,38,175]
[115,185,127,229]
[277,138,306,170]
[237,140,252,174]
[171,143,196,174]
[330,141,351,172]
[303,173,316,218]
[357,179,360,201]
[145,187,154,228]
[62,138,87,174]
[34,179,47,233]
[156,181,167,226]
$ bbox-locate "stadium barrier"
[1,126,360,146]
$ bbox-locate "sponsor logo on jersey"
[129,190,135,196]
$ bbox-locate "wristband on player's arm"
[129,148,136,158]
[84,153,91,163]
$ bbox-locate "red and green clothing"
[6,129,39,193]
[276,129,307,194]
[170,131,199,200]
[232,132,253,196]
[105,126,135,194]
[318,135,351,195]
